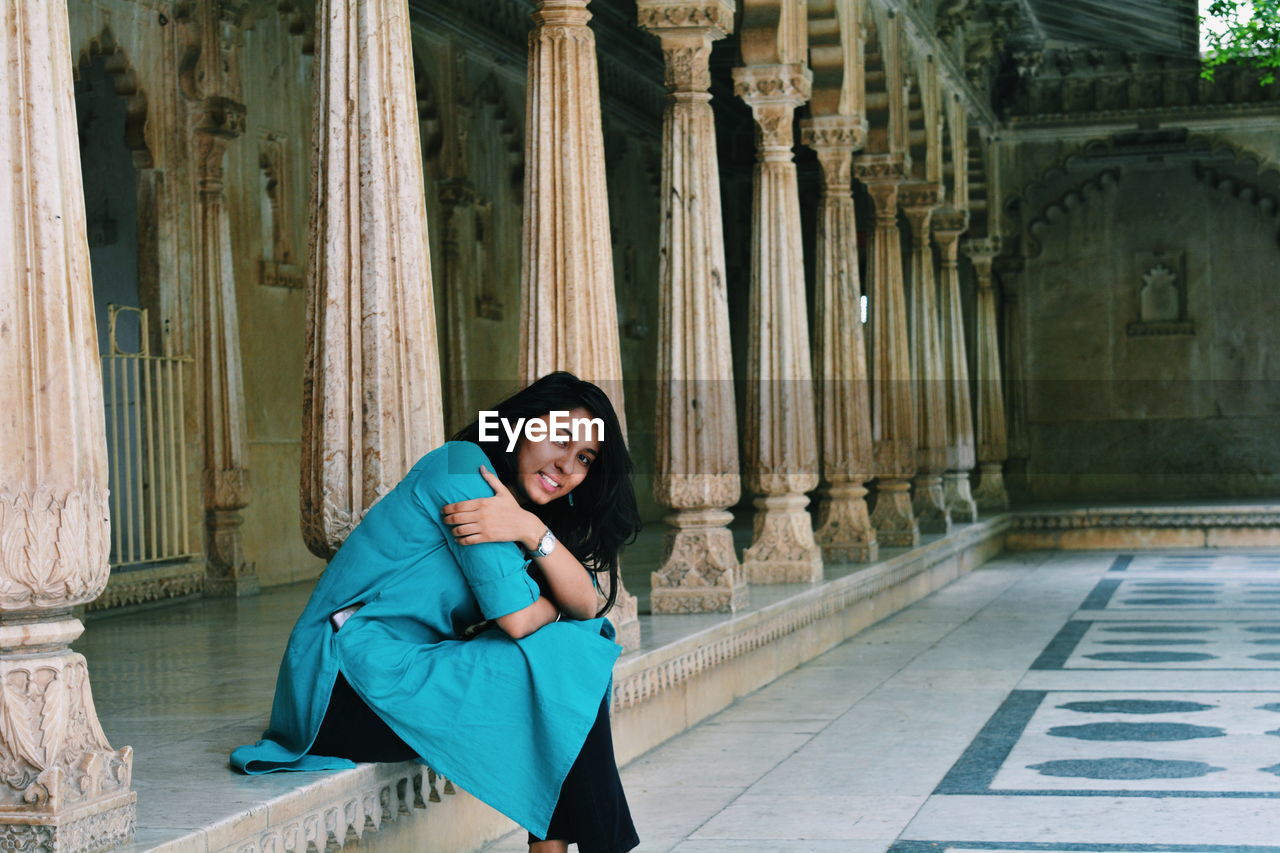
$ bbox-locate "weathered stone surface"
[0,1,137,845]
[641,2,745,613]
[522,0,639,644]
[935,209,977,524]
[856,155,919,548]
[964,237,1010,512]
[733,61,823,585]
[301,0,446,563]
[803,115,877,564]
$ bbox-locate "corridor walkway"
[484,549,1280,852]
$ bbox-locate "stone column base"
[943,470,978,523]
[814,483,879,563]
[204,571,261,598]
[0,794,136,853]
[651,511,746,613]
[974,461,1009,511]
[912,474,952,534]
[743,495,823,584]
[870,479,920,547]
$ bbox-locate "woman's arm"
[493,594,561,639]
[516,528,598,620]
[442,466,599,621]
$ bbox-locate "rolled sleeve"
[411,442,540,620]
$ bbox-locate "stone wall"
[1000,129,1280,502]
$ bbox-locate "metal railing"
[101,305,198,568]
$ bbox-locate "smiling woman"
[231,372,642,853]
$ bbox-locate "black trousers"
[310,673,638,853]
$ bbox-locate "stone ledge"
[116,517,1011,853]
[1007,504,1280,550]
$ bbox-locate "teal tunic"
[230,441,622,838]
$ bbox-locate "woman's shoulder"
[409,441,496,506]
[413,440,488,473]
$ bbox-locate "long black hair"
[451,372,641,617]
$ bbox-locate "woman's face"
[512,407,602,506]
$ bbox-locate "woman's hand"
[442,466,544,550]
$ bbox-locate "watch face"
[539,530,555,555]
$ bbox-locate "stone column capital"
[636,0,735,37]
[962,235,1001,263]
[532,0,593,27]
[732,62,812,107]
[853,152,907,185]
[799,114,867,153]
[932,207,969,241]
[191,95,247,139]
[899,181,943,214]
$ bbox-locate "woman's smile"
[537,471,562,493]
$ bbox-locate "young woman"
[231,372,642,853]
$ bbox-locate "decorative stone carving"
[733,61,823,584]
[1127,251,1194,336]
[964,237,1009,511]
[0,1,136,846]
[934,208,978,523]
[802,115,877,563]
[521,0,639,646]
[301,0,446,560]
[178,1,259,597]
[901,183,952,535]
[639,1,746,613]
[855,154,919,547]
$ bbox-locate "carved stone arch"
[1189,145,1280,248]
[903,47,943,185]
[860,4,904,156]
[740,0,809,66]
[807,0,861,119]
[1004,130,1279,257]
[470,73,524,192]
[412,54,444,165]
[75,28,152,169]
[965,124,993,236]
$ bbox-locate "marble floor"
[481,548,1280,853]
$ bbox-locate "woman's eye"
[578,454,592,466]
[555,440,569,448]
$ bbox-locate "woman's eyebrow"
[582,447,599,457]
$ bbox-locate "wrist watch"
[529,527,556,558]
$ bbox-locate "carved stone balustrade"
[802,115,878,563]
[522,0,639,644]
[0,2,136,848]
[964,237,1010,511]
[934,207,977,523]
[639,0,746,613]
[733,62,824,584]
[301,0,446,560]
[900,182,952,535]
[855,154,919,547]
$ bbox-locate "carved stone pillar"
[732,63,822,584]
[193,101,259,597]
[855,155,918,547]
[965,237,1009,511]
[997,254,1028,503]
[934,209,977,522]
[302,0,446,560]
[801,116,877,563]
[0,2,136,847]
[521,0,639,645]
[176,1,258,596]
[900,183,951,535]
[639,1,744,613]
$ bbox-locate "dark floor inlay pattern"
[1046,722,1226,742]
[1250,653,1280,661]
[1247,626,1280,633]
[1057,699,1216,714]
[1259,703,1280,713]
[1028,758,1224,780]
[1085,651,1219,663]
[1120,598,1219,606]
[1098,639,1209,646]
[1099,625,1217,633]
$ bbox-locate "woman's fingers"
[478,465,512,498]
[441,498,480,515]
